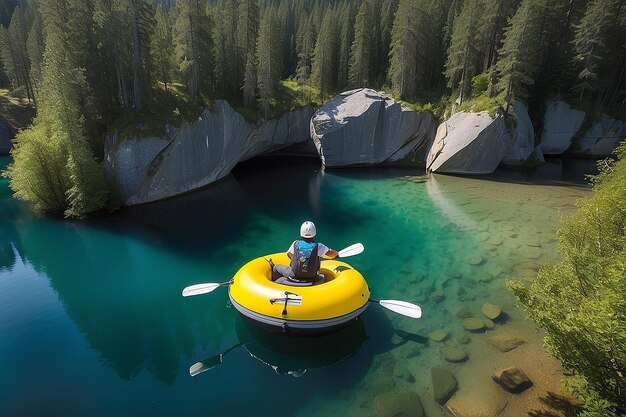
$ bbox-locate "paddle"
[182,281,230,297]
[321,243,364,260]
[189,344,242,377]
[181,243,364,297]
[370,299,422,319]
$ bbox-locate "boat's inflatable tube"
[229,253,370,335]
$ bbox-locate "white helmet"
[300,221,316,238]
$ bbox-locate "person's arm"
[287,241,296,259]
[320,243,337,259]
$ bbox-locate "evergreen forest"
[1,0,625,216]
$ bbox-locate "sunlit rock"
[539,101,585,155]
[493,366,533,393]
[310,88,436,167]
[445,377,508,417]
[427,110,514,174]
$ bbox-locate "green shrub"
[5,118,109,217]
[471,72,489,97]
[507,141,626,414]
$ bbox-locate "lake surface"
[0,155,595,417]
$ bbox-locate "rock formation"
[310,88,435,167]
[0,117,15,155]
[501,101,543,166]
[540,101,586,155]
[427,110,514,174]
[104,101,314,205]
[571,114,626,157]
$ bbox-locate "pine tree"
[389,0,422,100]
[238,0,259,106]
[213,0,241,100]
[7,0,109,217]
[495,0,544,112]
[2,6,36,104]
[173,0,214,97]
[311,8,338,101]
[295,13,315,84]
[444,0,482,104]
[336,2,356,90]
[256,7,282,119]
[479,0,519,71]
[151,5,174,90]
[571,0,623,104]
[349,0,373,87]
[26,7,44,96]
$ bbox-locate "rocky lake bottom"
[0,156,594,417]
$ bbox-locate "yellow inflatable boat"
[229,253,370,335]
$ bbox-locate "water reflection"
[191,317,369,378]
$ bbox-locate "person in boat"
[268,221,338,285]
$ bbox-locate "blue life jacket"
[290,240,319,280]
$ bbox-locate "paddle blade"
[338,243,364,258]
[378,300,422,318]
[189,356,222,377]
[182,283,221,297]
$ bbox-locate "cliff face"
[427,110,514,174]
[104,101,314,206]
[310,88,435,167]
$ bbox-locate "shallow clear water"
[0,156,594,417]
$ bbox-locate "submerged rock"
[429,329,449,342]
[426,110,514,174]
[104,102,314,205]
[481,303,502,320]
[465,254,485,266]
[373,392,424,417]
[445,377,508,417]
[487,334,525,352]
[430,290,445,303]
[310,88,436,167]
[463,318,486,332]
[492,366,533,393]
[439,346,468,362]
[431,367,458,405]
[540,101,586,155]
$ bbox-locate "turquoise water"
[0,156,593,416]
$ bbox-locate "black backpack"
[290,240,319,280]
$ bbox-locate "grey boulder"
[310,88,435,167]
[427,110,514,174]
[571,114,626,157]
[540,100,585,155]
